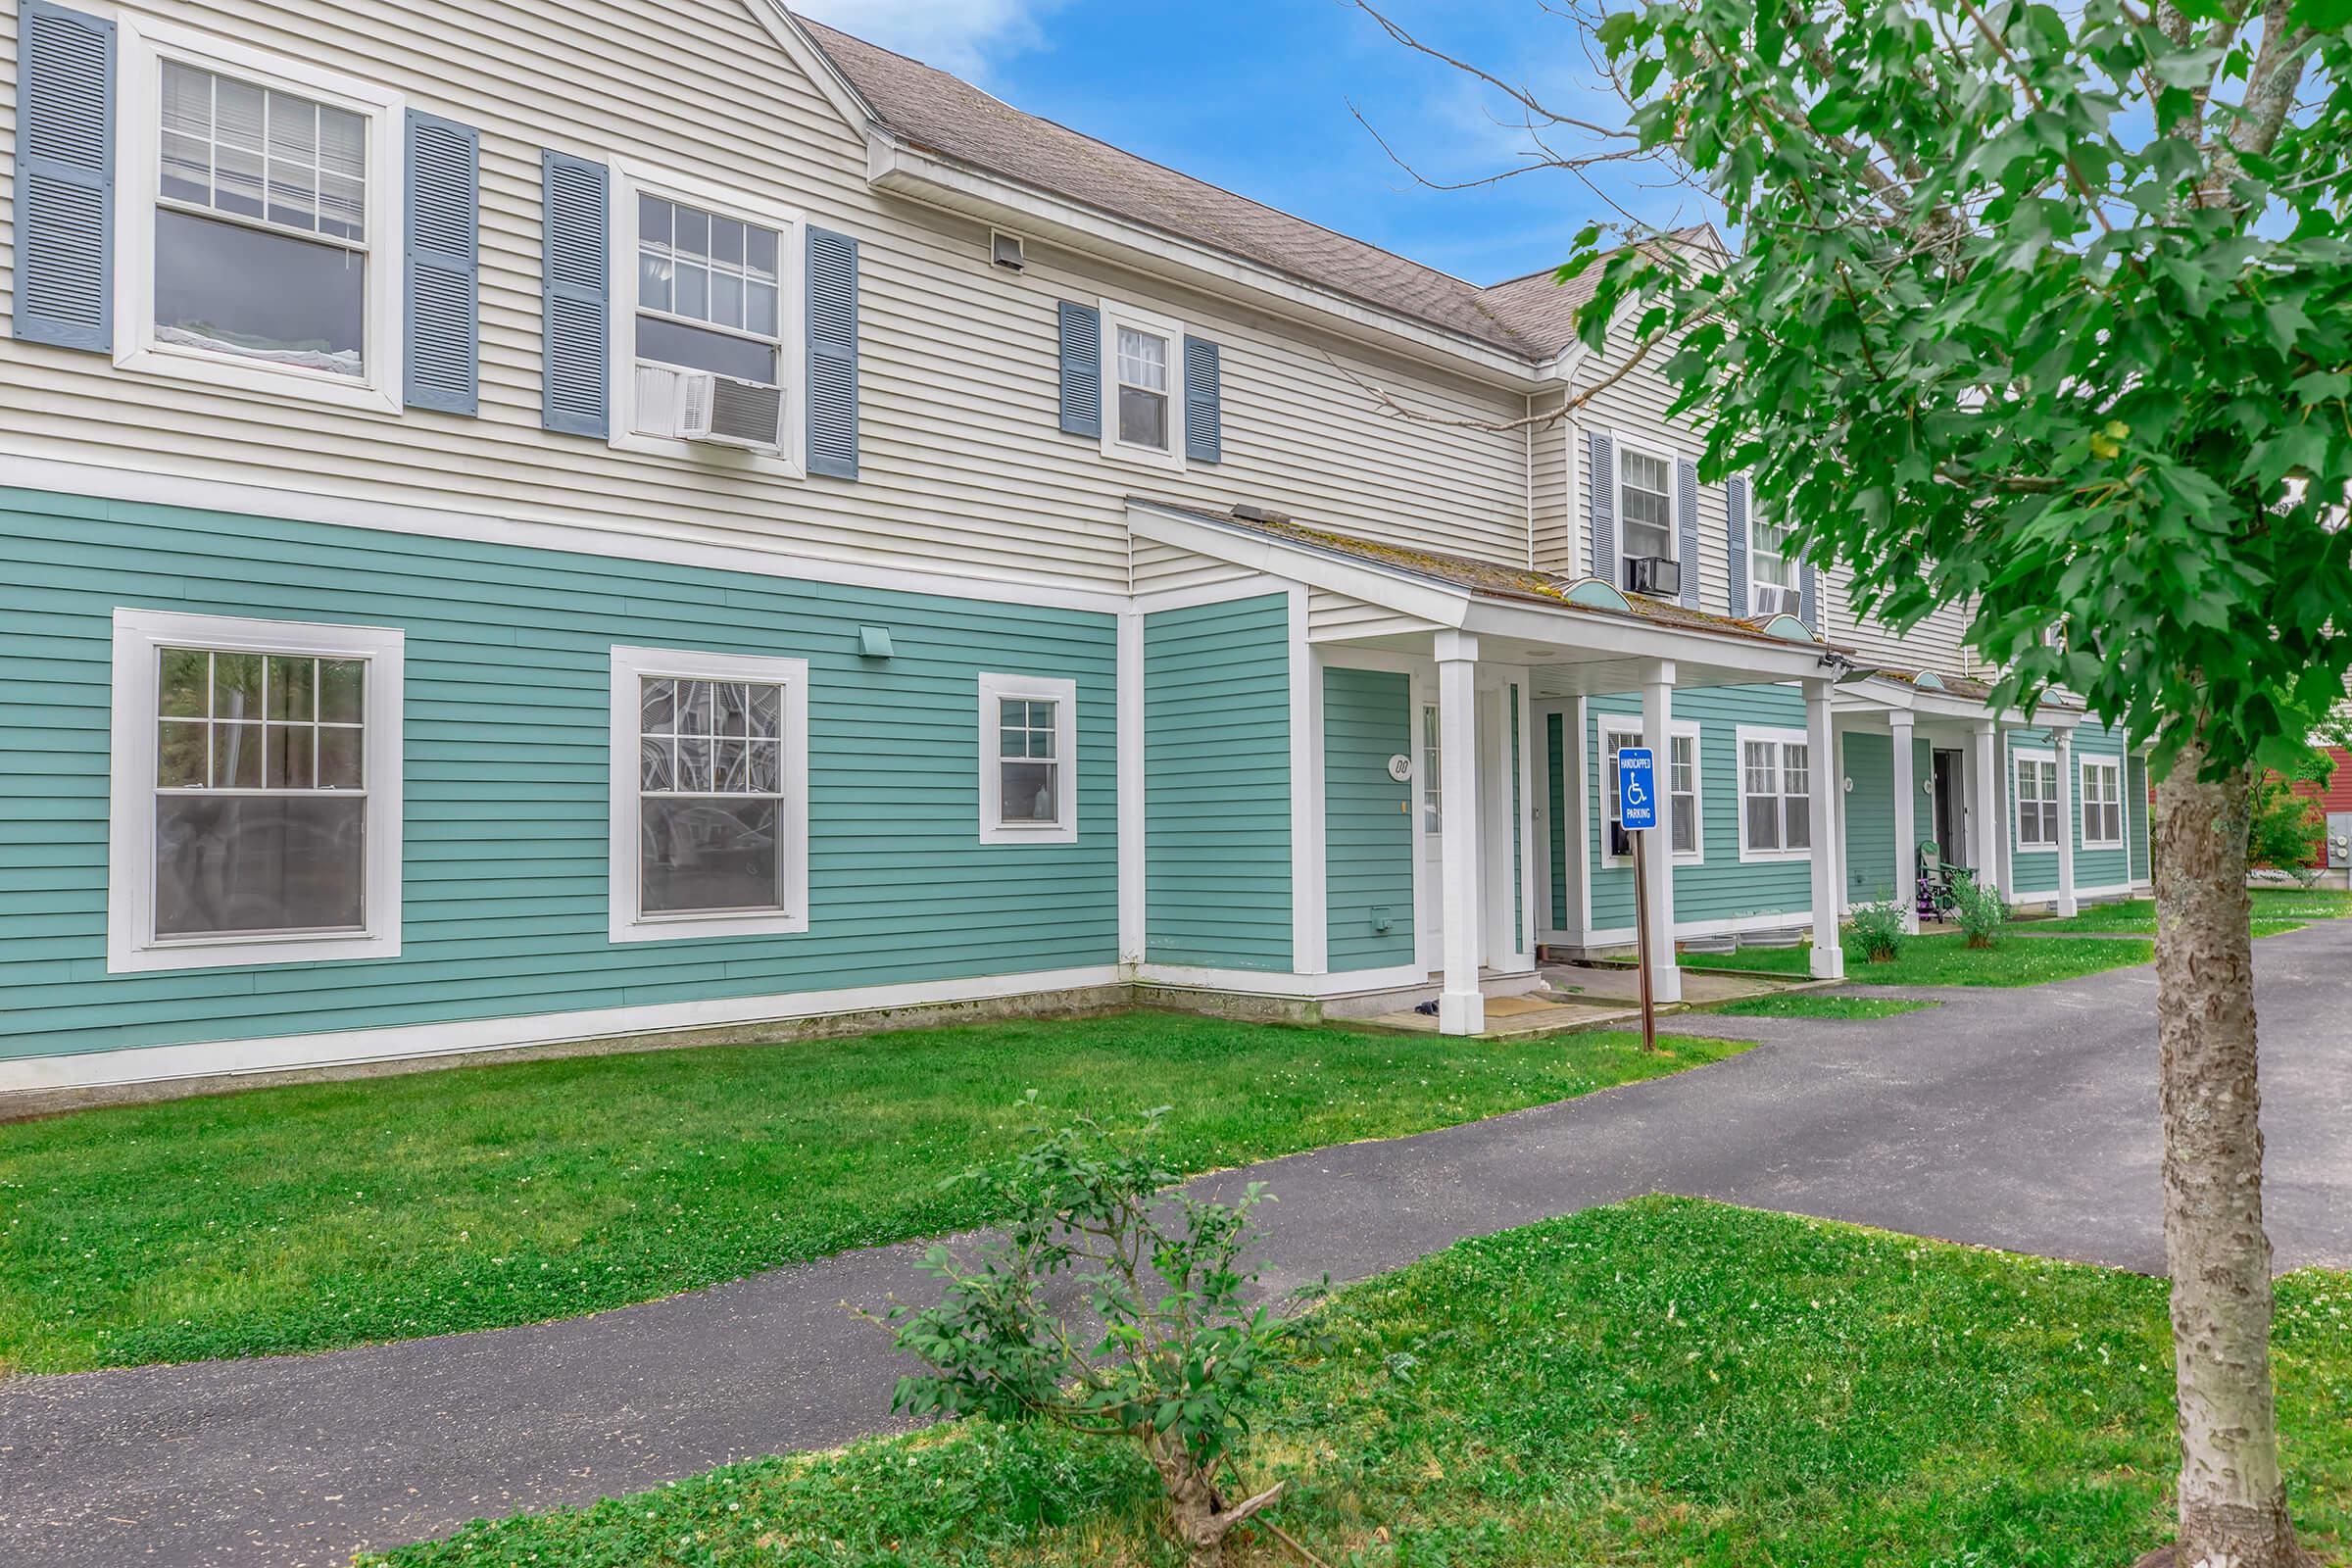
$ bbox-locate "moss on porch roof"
[1143,499,1856,653]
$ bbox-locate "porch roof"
[1128,497,1850,690]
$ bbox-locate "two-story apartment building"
[0,0,2149,1093]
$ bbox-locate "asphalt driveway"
[3,919,2347,1568]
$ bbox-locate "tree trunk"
[1140,1432,1283,1568]
[2148,737,2303,1568]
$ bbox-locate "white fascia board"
[1125,502,1472,628]
[745,1,883,137]
[1462,599,1829,683]
[868,135,1547,390]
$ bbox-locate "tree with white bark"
[1360,0,2349,1561]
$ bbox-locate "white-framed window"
[2080,755,2124,849]
[610,160,807,472]
[107,608,404,973]
[1618,444,1677,573]
[1600,718,1702,864]
[978,672,1079,844]
[609,646,810,943]
[1735,724,1813,861]
[1749,511,1800,618]
[1420,701,1443,836]
[113,17,407,413]
[2014,749,2061,849]
[1099,299,1186,471]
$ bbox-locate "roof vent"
[990,229,1025,271]
[1231,503,1291,525]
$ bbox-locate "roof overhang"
[1832,672,2082,729]
[1128,499,1837,688]
[867,135,1553,392]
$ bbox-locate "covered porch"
[1129,497,1850,1038]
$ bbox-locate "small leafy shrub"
[1849,897,1908,962]
[1949,867,2006,949]
[872,1098,1324,1568]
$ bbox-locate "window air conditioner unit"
[1752,583,1800,618]
[636,364,784,451]
[1623,556,1681,598]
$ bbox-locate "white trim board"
[0,456,1133,616]
[0,964,1127,1095]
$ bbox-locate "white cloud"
[790,0,1062,78]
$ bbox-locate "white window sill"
[1737,848,1812,865]
[115,343,403,416]
[611,908,812,945]
[1097,438,1184,475]
[109,926,400,975]
[609,425,804,476]
[982,821,1079,847]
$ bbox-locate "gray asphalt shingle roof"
[794,14,1701,361]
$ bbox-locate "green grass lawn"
[1705,992,1938,1019]
[366,1198,2352,1568]
[0,1012,1751,1375]
[1693,930,2154,986]
[2010,887,2352,936]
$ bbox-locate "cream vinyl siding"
[0,0,1531,598]
[1130,537,1261,597]
[1822,570,1980,675]
[1306,585,1436,643]
[1529,389,1574,575]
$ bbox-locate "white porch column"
[2054,726,2079,916]
[1641,661,1682,1004]
[1970,719,1997,886]
[1806,678,1844,978]
[1436,631,1485,1035]
[1890,710,1919,932]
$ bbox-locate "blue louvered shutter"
[1183,335,1220,464]
[13,1,114,352]
[806,225,858,478]
[1674,457,1700,607]
[540,151,609,436]
[1725,475,1750,618]
[1586,430,1616,587]
[1057,302,1101,437]
[403,112,479,415]
[1799,565,1820,631]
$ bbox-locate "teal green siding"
[2006,721,2132,895]
[1544,711,1567,930]
[1841,731,1897,904]
[1841,732,1933,906]
[1144,595,1291,969]
[1322,666,1412,971]
[1587,684,1814,930]
[0,488,1119,1061]
[2129,752,2151,882]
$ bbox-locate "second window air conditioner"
[636,364,785,452]
[1751,582,1801,618]
[1623,555,1681,598]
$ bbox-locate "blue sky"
[792,0,1719,286]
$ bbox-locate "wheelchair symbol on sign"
[1625,780,1649,808]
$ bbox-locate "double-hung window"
[1098,301,1186,470]
[117,24,405,409]
[1619,449,1675,567]
[1737,727,1812,859]
[2080,756,2124,849]
[612,164,805,467]
[611,647,809,941]
[978,674,1078,844]
[1749,514,1799,617]
[1602,720,1700,862]
[2015,751,2061,849]
[108,609,404,972]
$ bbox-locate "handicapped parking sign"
[1617,747,1658,831]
